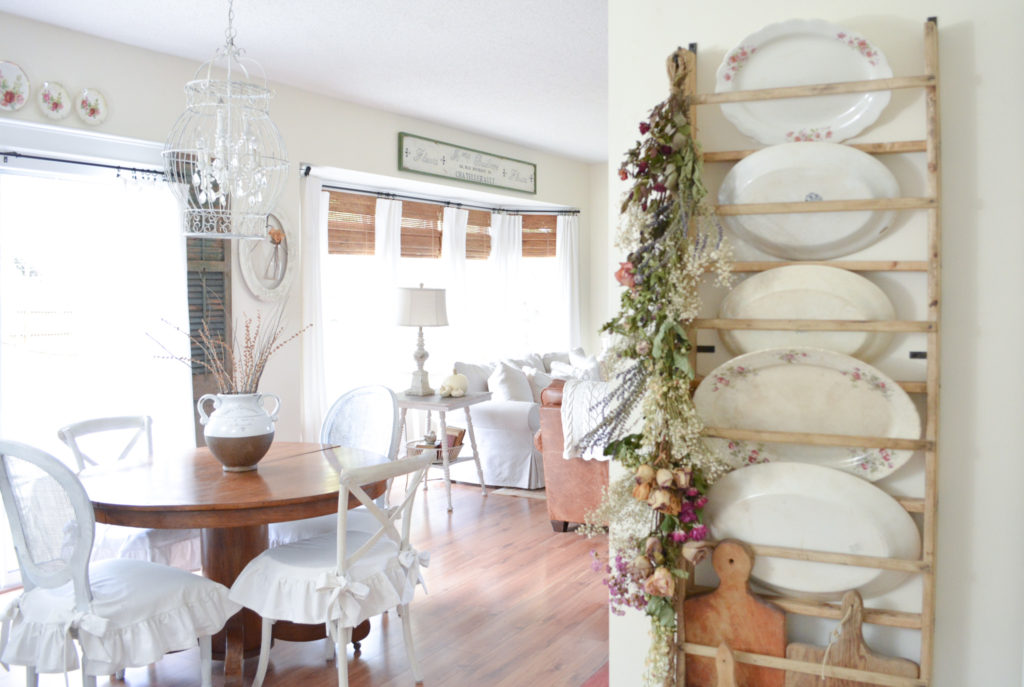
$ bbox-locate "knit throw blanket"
[560,379,612,461]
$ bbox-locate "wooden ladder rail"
[678,17,942,687]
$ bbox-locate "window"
[326,191,558,260]
[318,189,572,401]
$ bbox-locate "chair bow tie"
[316,572,370,628]
[0,597,112,672]
[399,548,431,592]
[0,597,21,671]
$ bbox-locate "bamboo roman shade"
[325,190,558,259]
[522,214,557,258]
[327,192,376,255]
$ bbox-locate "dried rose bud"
[643,566,676,597]
[632,482,652,501]
[628,555,654,578]
[674,469,692,489]
[655,468,675,488]
[644,536,663,560]
[635,464,655,485]
[636,340,651,356]
[649,488,682,515]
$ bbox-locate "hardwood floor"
[0,480,609,686]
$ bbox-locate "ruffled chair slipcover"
[229,452,432,687]
[0,439,239,686]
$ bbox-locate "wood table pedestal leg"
[203,525,268,686]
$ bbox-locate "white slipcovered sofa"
[446,349,602,489]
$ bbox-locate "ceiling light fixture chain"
[224,0,237,47]
[162,0,288,239]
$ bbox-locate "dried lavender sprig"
[578,362,650,451]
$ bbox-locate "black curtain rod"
[1,151,165,177]
[321,182,580,216]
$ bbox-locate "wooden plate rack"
[679,17,942,686]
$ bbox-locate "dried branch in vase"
[153,306,311,394]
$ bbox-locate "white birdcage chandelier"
[163,0,288,239]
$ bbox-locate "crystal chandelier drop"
[163,0,288,239]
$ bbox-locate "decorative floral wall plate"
[694,346,920,480]
[715,19,892,144]
[719,265,895,360]
[705,462,921,600]
[0,61,29,112]
[76,87,107,124]
[718,142,900,259]
[37,81,71,120]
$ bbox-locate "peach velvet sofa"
[535,379,609,532]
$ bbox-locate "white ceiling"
[0,0,608,163]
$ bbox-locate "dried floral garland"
[583,48,732,686]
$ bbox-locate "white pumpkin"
[438,372,469,398]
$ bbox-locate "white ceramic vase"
[197,392,280,471]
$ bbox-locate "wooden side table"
[396,391,491,511]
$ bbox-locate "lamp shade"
[397,286,448,327]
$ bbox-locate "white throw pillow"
[453,361,495,393]
[548,360,577,380]
[487,361,533,402]
[520,353,545,371]
[522,366,554,404]
[570,350,604,381]
[541,351,570,373]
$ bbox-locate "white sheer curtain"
[299,176,329,441]
[556,214,582,349]
[0,173,193,455]
[375,198,402,285]
[439,206,468,350]
[487,212,525,351]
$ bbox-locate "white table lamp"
[397,284,448,396]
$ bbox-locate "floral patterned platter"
[705,462,921,600]
[719,265,895,361]
[76,87,107,124]
[718,142,899,259]
[0,61,29,112]
[694,346,920,481]
[37,81,71,120]
[715,19,892,144]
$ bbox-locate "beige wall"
[0,12,603,439]
[607,1,1024,685]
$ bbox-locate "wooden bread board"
[684,540,786,687]
[785,590,918,686]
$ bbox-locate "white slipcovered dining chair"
[268,386,401,547]
[0,439,240,686]
[57,416,202,570]
[229,451,432,687]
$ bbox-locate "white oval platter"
[695,347,919,481]
[705,462,921,600]
[715,19,892,144]
[718,142,900,260]
[719,265,895,361]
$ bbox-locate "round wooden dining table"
[77,441,387,686]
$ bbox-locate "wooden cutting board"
[684,539,786,687]
[785,590,919,686]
